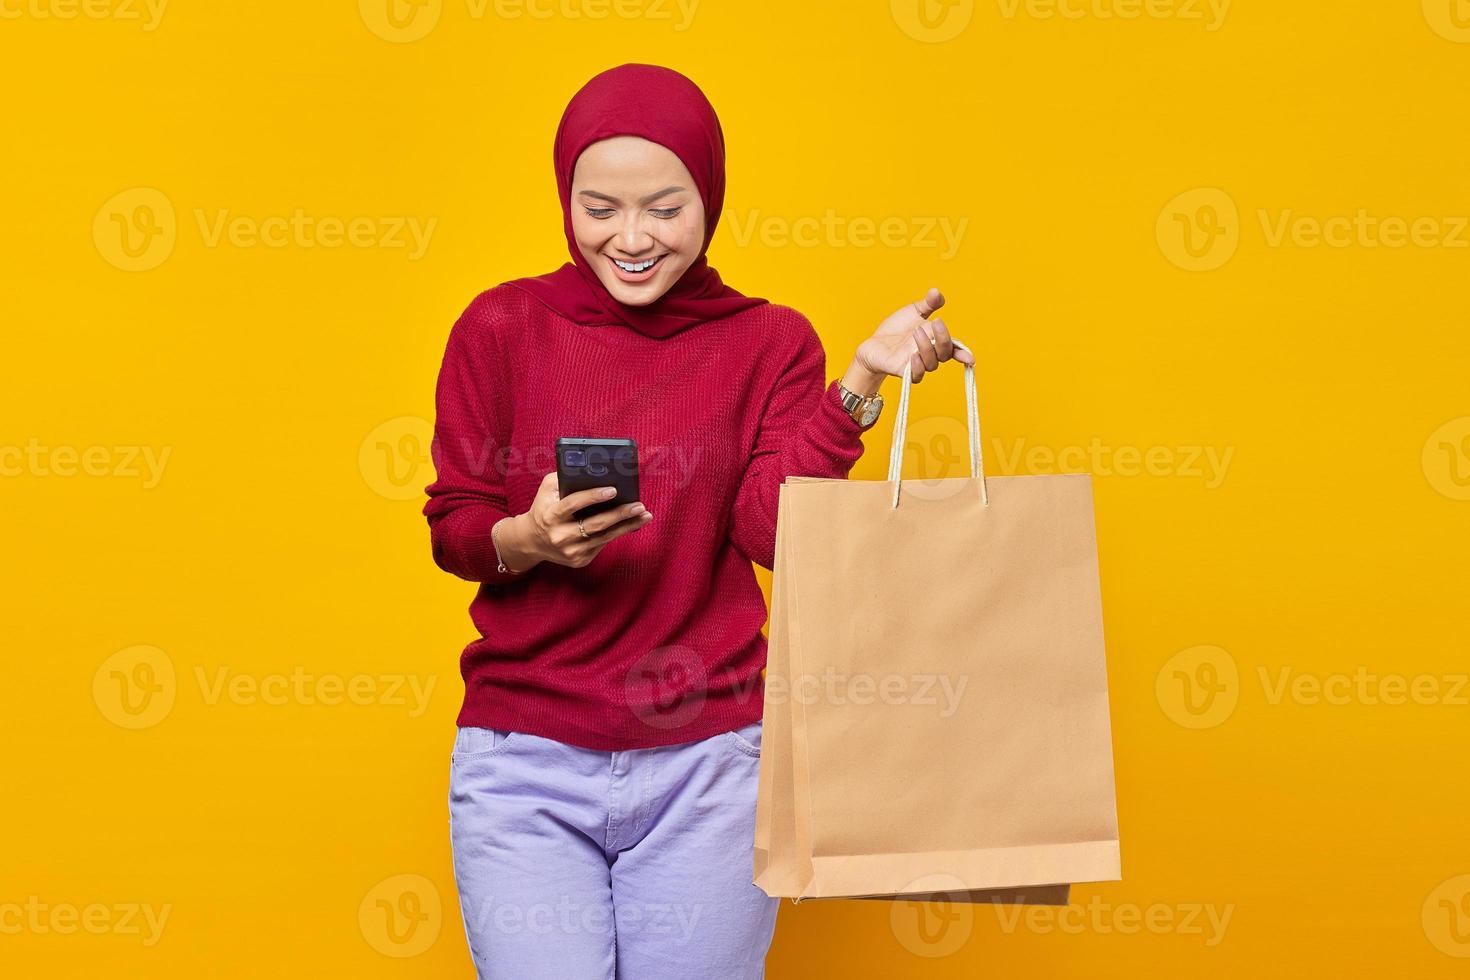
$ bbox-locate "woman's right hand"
[496,471,653,571]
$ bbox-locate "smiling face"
[570,136,707,306]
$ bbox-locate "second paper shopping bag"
[754,340,1120,902]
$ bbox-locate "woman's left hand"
[848,287,975,390]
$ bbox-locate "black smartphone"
[555,437,640,521]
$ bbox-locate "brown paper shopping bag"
[754,339,1119,904]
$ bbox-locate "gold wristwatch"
[837,381,884,426]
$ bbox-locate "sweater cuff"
[436,504,530,583]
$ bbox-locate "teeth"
[613,256,659,273]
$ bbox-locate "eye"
[649,207,682,219]
[583,207,615,219]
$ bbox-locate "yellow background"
[4,0,1469,976]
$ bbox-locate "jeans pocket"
[723,720,762,759]
[451,726,519,763]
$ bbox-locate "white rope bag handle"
[885,338,987,509]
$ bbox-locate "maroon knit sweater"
[424,284,875,750]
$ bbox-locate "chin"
[607,286,659,306]
[599,275,670,307]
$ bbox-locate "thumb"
[912,287,944,319]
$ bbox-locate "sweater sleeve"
[728,318,878,570]
[422,303,525,584]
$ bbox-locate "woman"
[424,63,973,980]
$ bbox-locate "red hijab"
[507,63,767,340]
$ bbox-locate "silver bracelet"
[491,517,523,575]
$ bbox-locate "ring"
[577,519,589,539]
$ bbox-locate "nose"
[614,214,656,257]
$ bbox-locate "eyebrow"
[578,186,688,206]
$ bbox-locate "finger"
[912,325,939,372]
[578,500,647,536]
[908,349,928,384]
[929,317,956,363]
[911,286,945,320]
[555,485,620,520]
[586,508,653,545]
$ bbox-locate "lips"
[606,253,666,283]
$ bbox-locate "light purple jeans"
[448,720,778,979]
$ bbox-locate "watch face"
[859,399,881,426]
